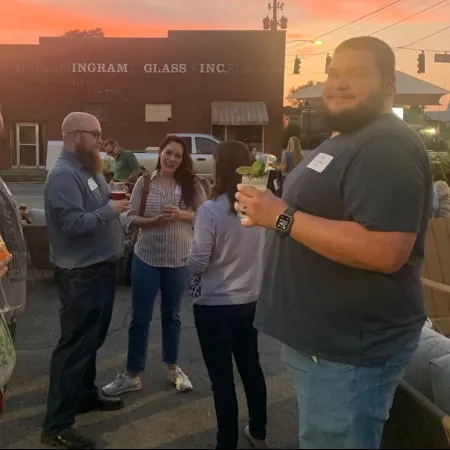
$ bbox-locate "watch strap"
[283,206,297,217]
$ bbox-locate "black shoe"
[77,395,124,414]
[41,428,96,449]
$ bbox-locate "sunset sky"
[2,0,449,108]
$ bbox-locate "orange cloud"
[0,0,232,43]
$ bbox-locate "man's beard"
[323,91,386,134]
[75,143,103,174]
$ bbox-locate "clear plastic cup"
[238,173,270,220]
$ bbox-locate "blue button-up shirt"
[44,149,124,269]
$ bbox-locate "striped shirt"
[127,171,206,268]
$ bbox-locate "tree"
[288,81,320,107]
[63,28,105,37]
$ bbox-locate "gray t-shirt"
[255,114,431,366]
[281,151,294,177]
[45,150,124,269]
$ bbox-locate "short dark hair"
[103,139,119,148]
[334,36,395,79]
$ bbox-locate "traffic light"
[263,16,271,30]
[294,56,301,75]
[417,51,425,74]
[325,54,332,73]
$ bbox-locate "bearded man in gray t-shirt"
[236,36,431,450]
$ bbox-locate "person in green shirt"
[103,139,142,182]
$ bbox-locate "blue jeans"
[127,255,189,373]
[281,336,419,450]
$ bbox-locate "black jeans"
[42,262,117,436]
[194,302,267,450]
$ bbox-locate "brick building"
[0,30,286,172]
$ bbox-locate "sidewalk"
[0,277,298,449]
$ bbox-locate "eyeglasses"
[72,130,102,140]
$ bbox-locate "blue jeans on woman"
[127,255,189,373]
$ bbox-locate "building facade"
[0,30,286,170]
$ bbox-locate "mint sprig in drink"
[236,160,270,219]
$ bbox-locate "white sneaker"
[167,367,193,393]
[244,425,269,449]
[102,373,142,396]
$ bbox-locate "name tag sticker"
[87,178,98,191]
[307,153,333,173]
[175,185,182,195]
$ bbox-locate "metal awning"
[211,101,269,126]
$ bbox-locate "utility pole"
[271,0,278,31]
[263,1,288,31]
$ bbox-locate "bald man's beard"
[75,143,104,174]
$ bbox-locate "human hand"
[19,205,31,223]
[108,199,131,215]
[162,205,182,221]
[0,254,12,278]
[234,184,287,229]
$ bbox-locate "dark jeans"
[194,302,267,450]
[126,255,189,373]
[42,262,117,436]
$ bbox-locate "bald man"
[41,112,129,449]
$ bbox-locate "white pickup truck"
[46,133,220,180]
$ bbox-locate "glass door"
[15,123,39,168]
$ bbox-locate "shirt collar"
[61,148,83,169]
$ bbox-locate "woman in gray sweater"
[187,141,268,450]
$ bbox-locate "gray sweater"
[187,194,265,306]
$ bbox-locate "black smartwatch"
[275,206,297,238]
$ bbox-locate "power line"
[369,0,447,36]
[286,0,406,51]
[285,3,447,59]
[396,24,450,48]
[298,15,450,60]
[316,0,406,39]
[397,46,450,51]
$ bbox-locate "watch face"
[276,213,291,232]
